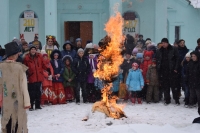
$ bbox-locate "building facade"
[0,0,200,49]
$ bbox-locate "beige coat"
[0,61,30,133]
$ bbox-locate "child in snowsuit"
[62,55,76,102]
[87,54,98,103]
[146,58,159,103]
[140,50,154,100]
[126,62,144,104]
[182,52,191,107]
[186,51,200,115]
[72,48,90,104]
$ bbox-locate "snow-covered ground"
[25,97,200,133]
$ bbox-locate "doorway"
[64,21,93,48]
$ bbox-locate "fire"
[92,9,126,119]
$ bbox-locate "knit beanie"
[77,48,84,53]
[85,43,94,49]
[136,53,143,59]
[132,48,138,55]
[185,51,192,58]
[29,44,36,51]
[76,38,82,42]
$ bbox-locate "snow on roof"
[189,0,200,8]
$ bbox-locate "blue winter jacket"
[126,69,144,91]
[111,73,123,92]
[61,50,77,59]
[50,59,64,82]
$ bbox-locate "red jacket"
[140,51,153,83]
[23,53,46,83]
[42,60,54,87]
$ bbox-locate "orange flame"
[92,10,126,119]
[94,12,124,81]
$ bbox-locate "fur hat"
[50,49,62,60]
[62,55,73,63]
[161,38,169,43]
[77,48,84,53]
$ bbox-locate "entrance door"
[64,21,93,48]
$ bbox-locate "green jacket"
[63,67,76,87]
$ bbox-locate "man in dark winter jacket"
[195,38,200,53]
[177,39,189,99]
[186,51,200,115]
[72,48,90,104]
[137,34,145,48]
[156,38,180,105]
[74,38,83,52]
[125,34,136,53]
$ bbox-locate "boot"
[29,104,34,111]
[131,98,136,104]
[35,100,42,110]
[137,98,142,104]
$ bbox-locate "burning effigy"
[92,10,126,119]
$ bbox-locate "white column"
[0,0,9,46]
[109,0,122,16]
[155,0,167,43]
[44,0,57,38]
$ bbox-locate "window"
[175,26,180,42]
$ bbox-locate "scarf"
[54,59,58,68]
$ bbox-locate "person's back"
[0,42,30,133]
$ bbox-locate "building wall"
[9,0,45,45]
[167,0,200,49]
[122,0,156,42]
[57,0,109,46]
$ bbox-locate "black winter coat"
[156,44,179,74]
[195,46,200,53]
[72,56,90,82]
[178,46,189,64]
[186,60,200,89]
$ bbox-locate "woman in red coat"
[140,50,154,100]
[41,53,54,105]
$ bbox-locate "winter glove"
[48,75,52,80]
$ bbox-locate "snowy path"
[26,98,200,133]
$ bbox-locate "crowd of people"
[0,34,200,117]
